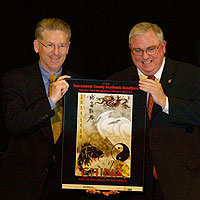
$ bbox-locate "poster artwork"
[75,93,133,179]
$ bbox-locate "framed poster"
[61,78,146,192]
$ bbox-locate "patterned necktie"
[147,76,155,120]
[146,76,158,179]
[49,74,63,144]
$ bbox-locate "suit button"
[44,114,49,119]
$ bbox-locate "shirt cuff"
[162,96,169,114]
[48,97,56,110]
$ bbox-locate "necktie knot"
[49,74,57,83]
[147,75,155,80]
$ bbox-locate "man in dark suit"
[105,22,200,200]
[0,18,82,200]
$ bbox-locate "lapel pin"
[168,79,172,83]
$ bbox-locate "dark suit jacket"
[0,62,82,200]
[107,58,200,200]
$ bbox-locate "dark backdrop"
[0,0,200,155]
[1,0,200,79]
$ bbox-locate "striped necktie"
[147,76,155,120]
[146,75,158,179]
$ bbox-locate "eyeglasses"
[132,43,161,56]
[38,40,69,52]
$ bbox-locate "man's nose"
[52,45,59,54]
[142,50,149,59]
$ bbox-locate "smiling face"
[129,29,166,76]
[33,30,70,74]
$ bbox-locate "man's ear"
[33,40,39,53]
[65,41,71,55]
[161,40,167,54]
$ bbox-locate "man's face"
[129,30,166,76]
[34,30,70,73]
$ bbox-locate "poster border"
[61,78,146,192]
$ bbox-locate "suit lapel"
[27,63,47,100]
[127,65,140,81]
[160,58,176,91]
[27,63,53,141]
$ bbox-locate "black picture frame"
[61,78,146,192]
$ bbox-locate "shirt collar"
[39,61,62,83]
